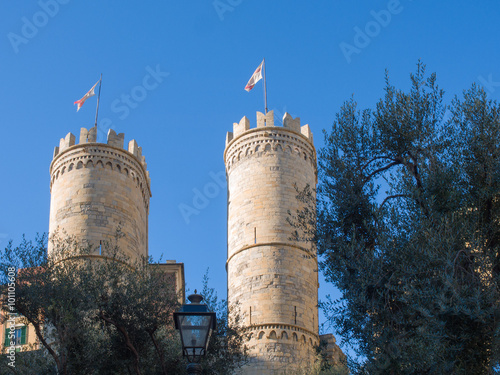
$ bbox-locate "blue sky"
[1,0,500,344]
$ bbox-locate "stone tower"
[48,127,151,262]
[224,111,319,374]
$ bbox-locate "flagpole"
[94,73,102,129]
[263,59,268,114]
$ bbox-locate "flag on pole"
[74,79,100,112]
[244,60,264,92]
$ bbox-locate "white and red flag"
[74,79,100,111]
[244,60,264,92]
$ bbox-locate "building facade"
[225,111,319,374]
[1,127,185,356]
[0,313,38,353]
[48,127,151,263]
[47,126,184,296]
[1,121,346,372]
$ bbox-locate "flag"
[244,60,264,92]
[74,79,100,112]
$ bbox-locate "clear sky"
[1,0,500,341]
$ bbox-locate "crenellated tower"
[224,111,319,374]
[48,127,151,263]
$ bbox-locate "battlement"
[226,110,313,146]
[53,128,148,172]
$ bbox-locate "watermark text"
[6,267,17,368]
[178,171,226,224]
[7,0,71,54]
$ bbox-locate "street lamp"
[174,290,217,374]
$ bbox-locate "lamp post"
[174,290,217,375]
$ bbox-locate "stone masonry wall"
[225,111,319,374]
[48,127,151,263]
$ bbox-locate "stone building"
[2,120,345,373]
[49,127,150,263]
[47,126,184,295]
[1,127,184,358]
[225,111,322,374]
[0,313,38,352]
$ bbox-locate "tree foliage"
[196,271,248,374]
[317,62,500,374]
[0,234,246,375]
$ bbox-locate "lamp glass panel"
[178,315,212,350]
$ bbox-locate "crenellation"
[79,127,97,144]
[226,111,313,150]
[78,127,97,143]
[79,128,89,144]
[128,139,139,156]
[257,110,274,128]
[300,124,313,143]
[87,127,97,142]
[59,132,76,153]
[233,116,250,137]
[283,112,300,132]
[54,128,149,171]
[107,129,125,148]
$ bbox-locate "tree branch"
[363,160,402,186]
[147,329,168,375]
[360,155,398,172]
[29,317,64,375]
[378,194,410,212]
[99,312,142,375]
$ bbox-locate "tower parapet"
[225,111,316,182]
[225,111,319,374]
[49,127,151,263]
[225,110,314,146]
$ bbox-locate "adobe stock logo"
[178,171,226,224]
[478,74,500,97]
[95,64,170,142]
[110,65,170,121]
[212,0,243,21]
[339,0,405,64]
[7,0,71,54]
